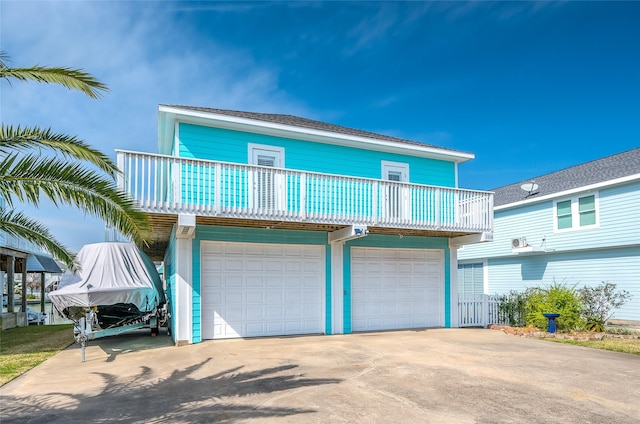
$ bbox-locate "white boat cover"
[49,242,164,313]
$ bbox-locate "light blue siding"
[190,225,330,343]
[485,248,640,321]
[458,181,640,321]
[178,123,456,187]
[460,181,640,260]
[343,234,451,333]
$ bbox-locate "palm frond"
[0,155,151,245]
[0,124,118,176]
[0,207,76,271]
[0,54,108,99]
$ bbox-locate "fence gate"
[458,294,502,328]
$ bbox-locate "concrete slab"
[2,328,639,423]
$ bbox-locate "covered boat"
[49,242,165,330]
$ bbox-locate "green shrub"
[497,290,527,326]
[524,282,585,332]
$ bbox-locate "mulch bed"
[489,325,640,341]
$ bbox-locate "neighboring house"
[117,105,493,345]
[1,198,63,324]
[458,148,640,322]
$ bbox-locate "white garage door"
[201,241,324,339]
[351,247,443,331]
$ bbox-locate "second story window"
[554,193,598,232]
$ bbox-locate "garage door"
[201,241,324,339]
[351,247,443,331]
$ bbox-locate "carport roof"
[26,254,63,273]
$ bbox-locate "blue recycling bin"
[543,313,561,333]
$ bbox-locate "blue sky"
[1,1,639,252]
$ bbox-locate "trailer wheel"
[149,316,159,337]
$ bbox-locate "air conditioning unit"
[511,237,528,248]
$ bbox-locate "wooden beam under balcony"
[141,213,484,261]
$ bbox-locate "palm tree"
[0,52,150,270]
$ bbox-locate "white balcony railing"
[116,150,493,233]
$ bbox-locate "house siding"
[177,123,456,187]
[459,181,639,260]
[459,180,640,321]
[485,248,640,321]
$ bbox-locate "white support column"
[174,232,194,345]
[330,242,344,334]
[449,242,459,328]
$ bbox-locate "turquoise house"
[458,148,640,322]
[117,105,493,345]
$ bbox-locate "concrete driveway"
[2,328,639,423]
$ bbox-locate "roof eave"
[159,105,474,163]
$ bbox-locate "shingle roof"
[163,104,469,154]
[493,148,640,207]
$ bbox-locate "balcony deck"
[116,150,494,259]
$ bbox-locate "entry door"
[382,161,410,221]
[250,145,284,211]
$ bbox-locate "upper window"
[248,143,284,167]
[554,193,598,232]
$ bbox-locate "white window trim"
[553,192,600,233]
[248,143,285,167]
[381,160,409,181]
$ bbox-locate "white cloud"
[1,1,307,251]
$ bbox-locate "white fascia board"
[158,105,475,164]
[450,232,494,247]
[158,108,176,155]
[495,173,640,212]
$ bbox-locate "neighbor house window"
[554,193,598,231]
[457,263,484,295]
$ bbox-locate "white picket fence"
[458,294,505,328]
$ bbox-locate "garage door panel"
[224,292,243,303]
[265,306,283,318]
[266,261,283,272]
[201,241,323,339]
[266,292,282,303]
[266,276,283,287]
[245,291,264,303]
[246,306,265,320]
[246,261,264,272]
[225,276,243,287]
[351,247,443,332]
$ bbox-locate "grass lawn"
[0,324,74,386]
[544,337,640,355]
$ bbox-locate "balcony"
[116,150,493,256]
